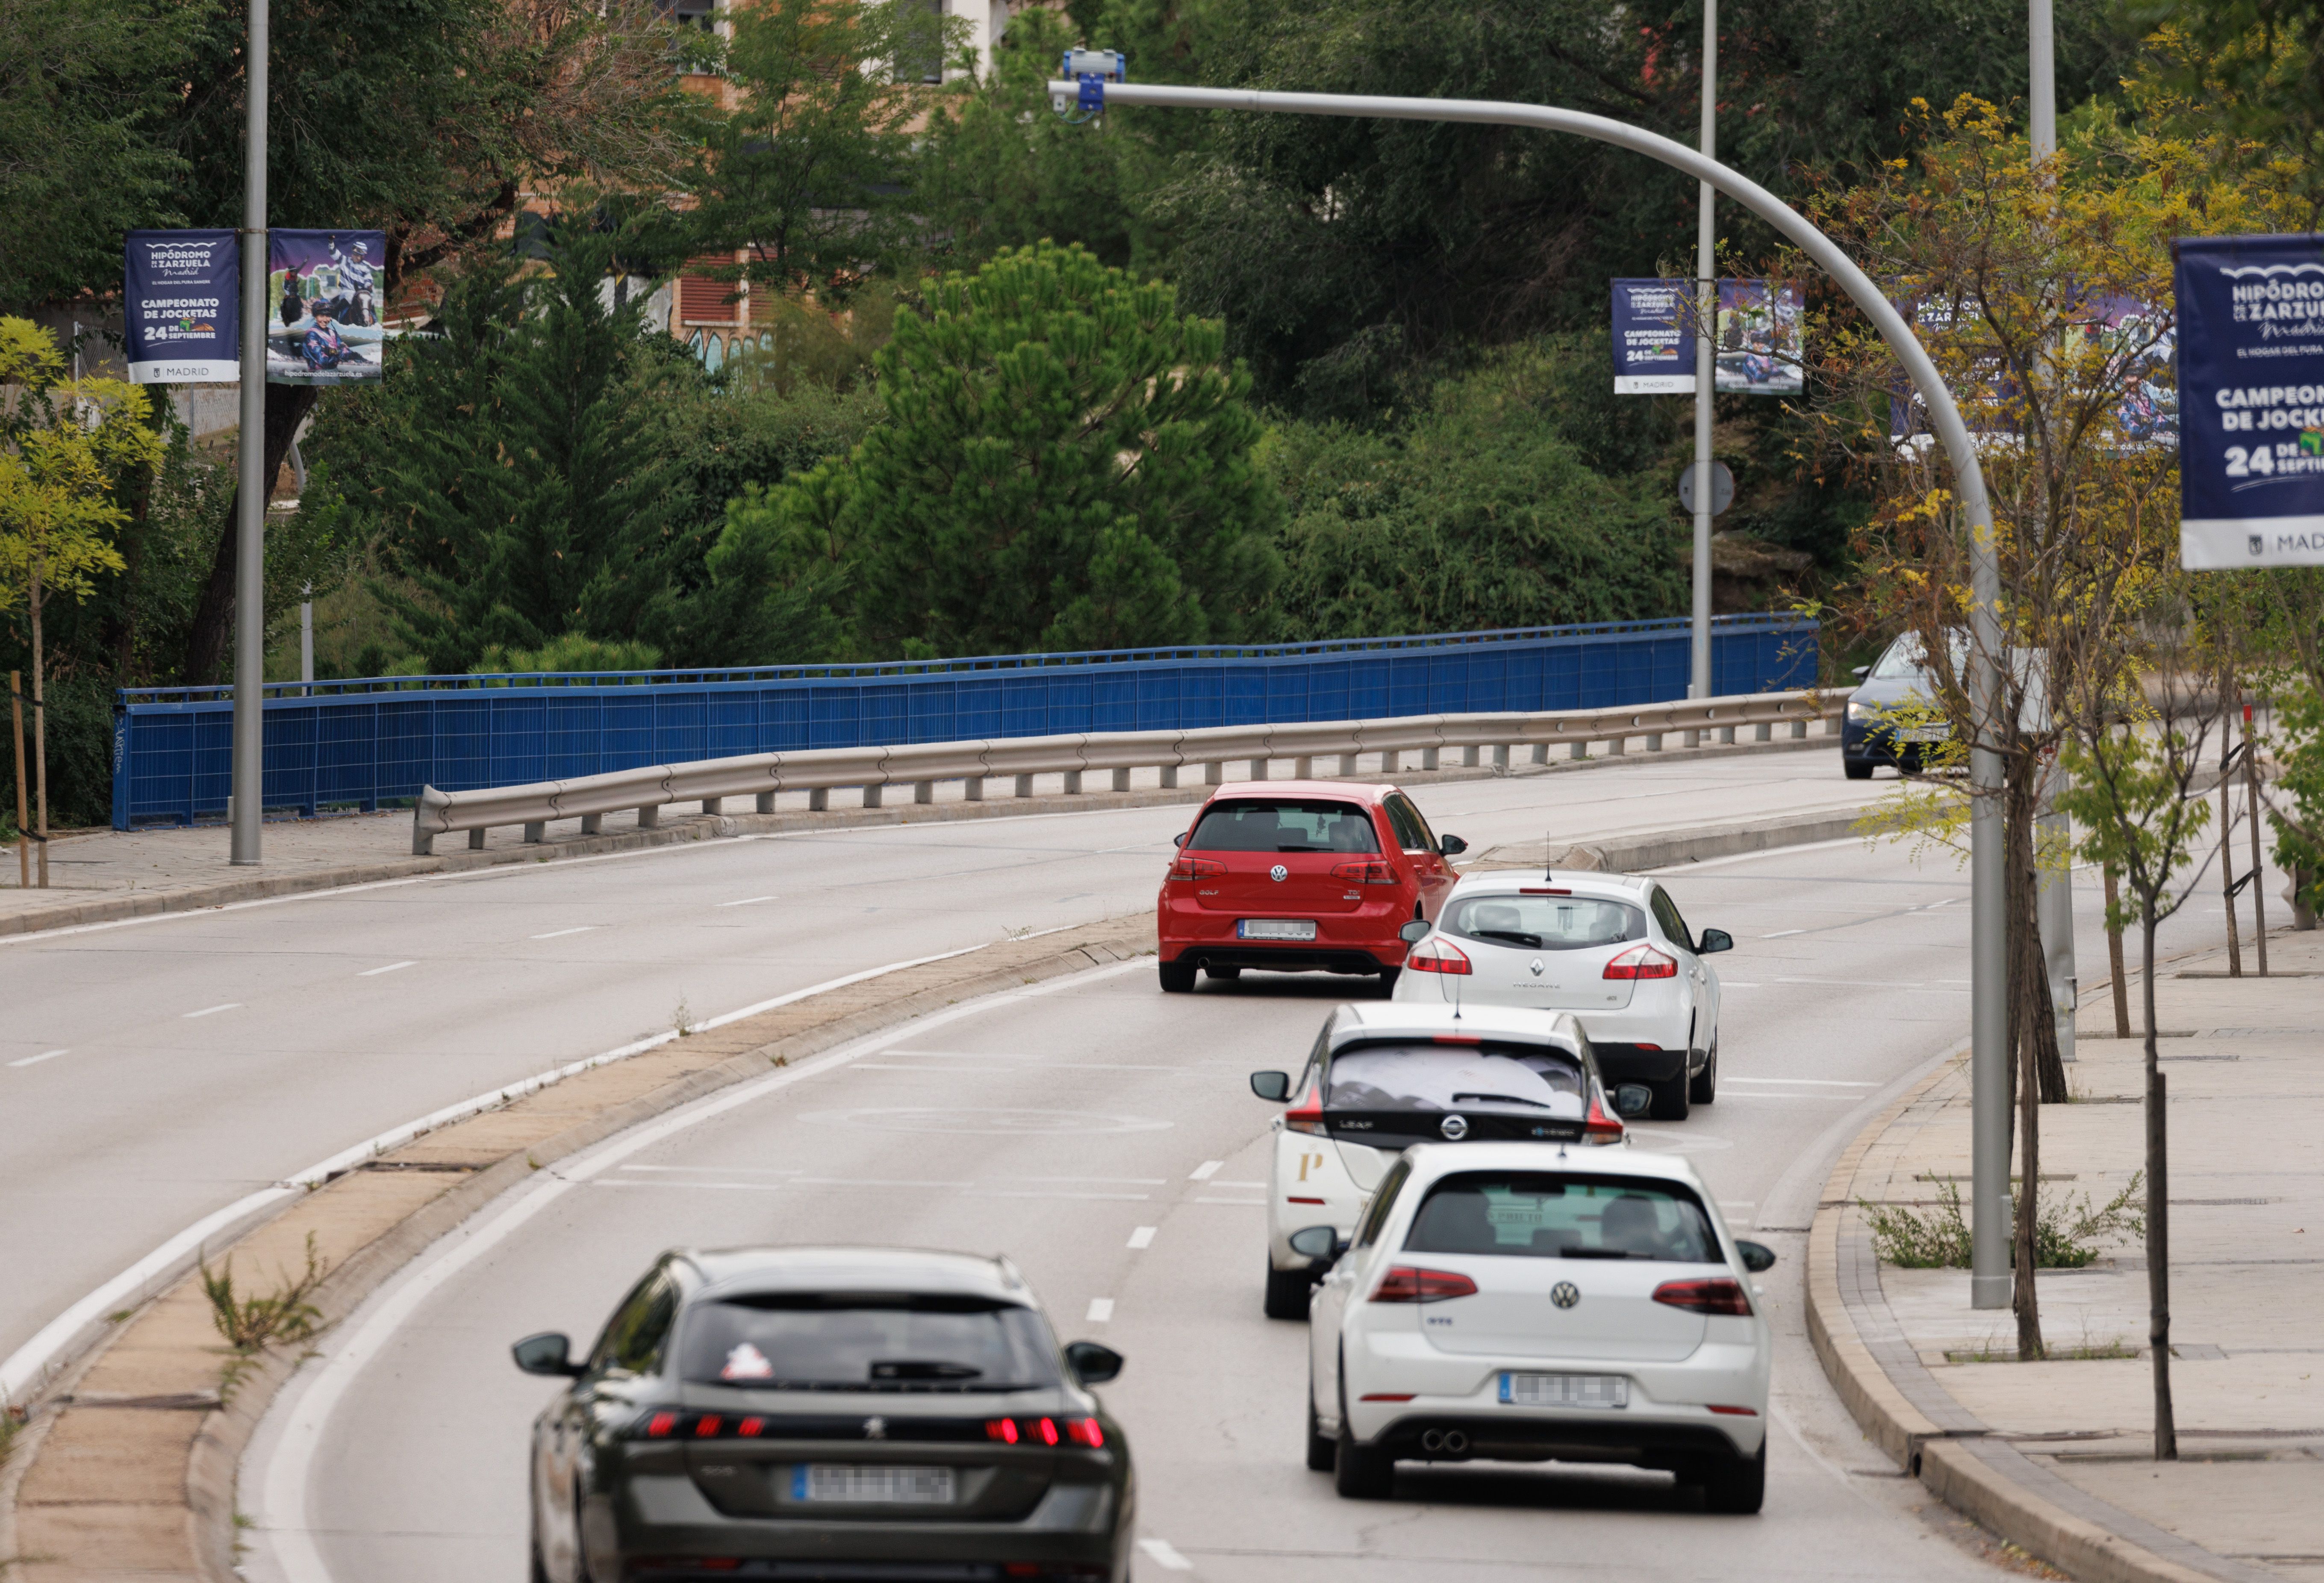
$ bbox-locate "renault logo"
[863,1416,887,1439]
[1269,864,1288,882]
[1551,1282,1581,1309]
[1440,1114,1469,1141]
[1529,958,1545,976]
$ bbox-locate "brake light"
[693,1415,723,1437]
[643,1411,681,1438]
[1169,855,1225,879]
[737,1417,764,1437]
[985,1417,1020,1444]
[1581,1087,1625,1145]
[1330,859,1398,884]
[1066,1416,1106,1447]
[1432,1034,1480,1044]
[1371,1266,1479,1303]
[1037,1417,1060,1446]
[1284,1084,1326,1136]
[1652,1277,1753,1315]
[1520,887,1573,895]
[1603,943,1678,980]
[1405,936,1472,975]
[1708,1404,1759,1415]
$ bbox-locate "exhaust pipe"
[1443,1430,1468,1454]
[1421,1430,1445,1452]
[1419,1429,1469,1456]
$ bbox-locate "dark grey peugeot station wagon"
[513,1247,1134,1583]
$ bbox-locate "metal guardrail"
[412,688,1847,855]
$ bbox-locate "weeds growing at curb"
[200,1232,329,1354]
[1861,1176,2145,1269]
[0,1402,24,1465]
[672,995,695,1037]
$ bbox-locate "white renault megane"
[1296,1141,1775,1511]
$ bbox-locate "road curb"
[1802,1054,2269,1583]
[0,732,1838,942]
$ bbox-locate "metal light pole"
[2029,0,2056,162]
[231,0,268,865]
[1691,0,1716,701]
[1057,71,2012,1310]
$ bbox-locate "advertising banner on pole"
[1611,278,1695,393]
[266,229,387,385]
[1714,279,1804,395]
[122,230,239,384]
[2177,233,2324,568]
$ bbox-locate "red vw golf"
[1155,781,1467,993]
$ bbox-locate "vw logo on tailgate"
[1269,864,1288,882]
[1550,1282,1581,1309]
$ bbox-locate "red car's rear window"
[1187,799,1381,854]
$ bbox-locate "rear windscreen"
[678,1294,1062,1391]
[1405,1172,1717,1262]
[1441,894,1644,951]
[1187,799,1380,854]
[1325,1042,1585,1119]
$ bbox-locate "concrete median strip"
[0,799,1868,1582]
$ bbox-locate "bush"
[1861,1174,2145,1269]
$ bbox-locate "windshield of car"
[1404,1172,1719,1262]
[1187,799,1379,854]
[1325,1042,1585,1118]
[1868,631,1969,682]
[1440,893,1644,952]
[677,1293,1063,1392]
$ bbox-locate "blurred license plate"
[794,1465,955,1504]
[1896,725,1949,743]
[1500,1373,1628,1409]
[1239,918,1317,940]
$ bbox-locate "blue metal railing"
[110,613,1818,828]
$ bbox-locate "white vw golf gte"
[1391,871,1733,1120]
[1298,1142,1775,1511]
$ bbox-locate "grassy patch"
[201,1232,329,1354]
[1861,1175,2145,1269]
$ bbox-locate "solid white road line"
[1137,1537,1195,1571]
[1086,1298,1115,1323]
[1764,929,1806,938]
[250,957,1147,1583]
[1723,1076,1879,1088]
[1187,1160,1223,1180]
[7,1049,68,1068]
[528,926,596,940]
[183,1003,242,1018]
[356,961,415,977]
[714,896,777,908]
[1127,1226,1157,1250]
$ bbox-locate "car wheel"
[1843,758,1875,781]
[1305,1392,1336,1472]
[1700,1443,1767,1514]
[1158,959,1197,993]
[1689,1038,1718,1105]
[1205,964,1243,980]
[1264,1260,1314,1321]
[1648,1069,1691,1121]
[530,1533,551,1583]
[1375,967,1400,996]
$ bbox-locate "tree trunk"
[181,384,320,685]
[2220,687,2243,976]
[2142,911,2176,1459]
[2004,767,2059,1356]
[29,558,47,888]
[2104,865,2131,1037]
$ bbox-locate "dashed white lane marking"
[1138,1537,1194,1571]
[1764,929,1806,938]
[1188,1160,1223,1181]
[715,895,777,908]
[357,961,415,977]
[1085,1298,1114,1323]
[1723,1076,1879,1087]
[183,1003,241,1019]
[8,1049,67,1068]
[529,926,596,940]
[1127,1226,1157,1250]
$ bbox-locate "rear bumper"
[1165,944,1392,974]
[1842,716,1940,767]
[1362,1409,1759,1468]
[1158,893,1409,975]
[1591,1042,1691,1084]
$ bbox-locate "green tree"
[732,241,1281,657]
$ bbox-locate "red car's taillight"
[1169,855,1226,879]
[1603,943,1679,980]
[1371,1265,1479,1303]
[1329,859,1398,884]
[1652,1277,1753,1315]
[1405,936,1472,975]
[1580,1085,1626,1144]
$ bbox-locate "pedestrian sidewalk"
[1811,926,2324,1583]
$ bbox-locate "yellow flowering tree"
[0,318,164,883]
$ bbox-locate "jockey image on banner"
[266,228,386,385]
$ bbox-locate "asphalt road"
[242,833,2256,1583]
[0,751,1875,1382]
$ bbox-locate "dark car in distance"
[1842,633,1956,780]
[513,1247,1133,1583]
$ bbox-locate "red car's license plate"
[1238,918,1318,941]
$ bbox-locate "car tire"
[530,1533,551,1583]
[1700,1443,1767,1514]
[1158,959,1197,993]
[1689,1038,1718,1105]
[1843,758,1875,781]
[1648,1069,1691,1121]
[1205,964,1243,980]
[1264,1260,1314,1321]
[1305,1393,1336,1472]
[1376,967,1400,996]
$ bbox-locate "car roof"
[1205,780,1395,805]
[1396,1141,1707,1192]
[678,1246,1033,1307]
[1443,870,1651,898]
[1325,1001,1592,1052]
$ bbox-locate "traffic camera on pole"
[1054,50,1128,118]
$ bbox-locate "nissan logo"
[1269,864,1288,882]
[1551,1282,1581,1309]
[1440,1113,1469,1141]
